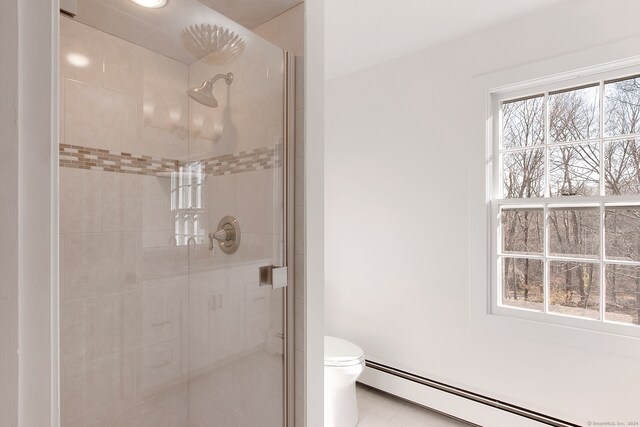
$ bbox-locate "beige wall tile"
[102,172,143,232]
[187,32,284,157]
[257,81,285,150]
[230,86,261,152]
[83,291,142,361]
[187,278,246,368]
[245,311,269,349]
[142,230,176,248]
[245,285,271,317]
[60,17,104,85]
[60,300,85,366]
[61,291,142,366]
[213,287,246,357]
[61,351,137,425]
[203,173,237,233]
[141,279,186,347]
[63,232,139,300]
[141,122,188,161]
[236,169,275,235]
[65,79,139,153]
[142,55,189,159]
[187,98,226,158]
[269,287,284,333]
[140,245,188,281]
[142,175,174,232]
[137,338,183,398]
[102,35,146,97]
[233,232,274,264]
[141,286,168,346]
[60,168,103,234]
[185,243,219,271]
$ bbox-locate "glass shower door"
[58,8,291,426]
[183,33,288,426]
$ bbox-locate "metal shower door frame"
[283,50,297,427]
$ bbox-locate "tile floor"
[356,383,473,427]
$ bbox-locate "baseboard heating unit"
[360,360,580,427]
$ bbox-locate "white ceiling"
[325,0,569,80]
[198,0,301,30]
[71,0,301,64]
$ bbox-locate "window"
[492,70,640,333]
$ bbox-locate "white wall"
[1,1,58,424]
[14,0,59,426]
[325,0,640,424]
[0,0,20,424]
[305,0,325,425]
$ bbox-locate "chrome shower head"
[188,72,234,108]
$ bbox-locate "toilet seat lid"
[324,336,365,367]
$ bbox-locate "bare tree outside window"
[497,74,640,327]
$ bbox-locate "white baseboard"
[359,365,550,427]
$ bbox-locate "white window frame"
[490,62,640,338]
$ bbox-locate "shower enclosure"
[58,2,295,425]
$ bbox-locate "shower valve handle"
[208,216,240,254]
[209,229,229,243]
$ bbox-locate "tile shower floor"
[356,384,473,427]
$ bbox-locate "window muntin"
[495,73,640,330]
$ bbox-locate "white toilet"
[324,335,365,427]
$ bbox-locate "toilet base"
[324,380,359,427]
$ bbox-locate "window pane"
[605,76,640,137]
[502,257,543,311]
[502,96,544,148]
[605,207,640,261]
[549,143,599,196]
[604,139,640,195]
[502,149,544,198]
[501,209,543,254]
[548,207,600,258]
[549,85,599,142]
[549,261,600,319]
[605,264,640,325]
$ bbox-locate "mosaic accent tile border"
[59,144,178,176]
[202,145,282,176]
[59,144,281,177]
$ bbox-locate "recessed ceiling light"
[130,0,167,8]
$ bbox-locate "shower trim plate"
[209,215,241,254]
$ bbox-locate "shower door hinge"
[259,266,288,289]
